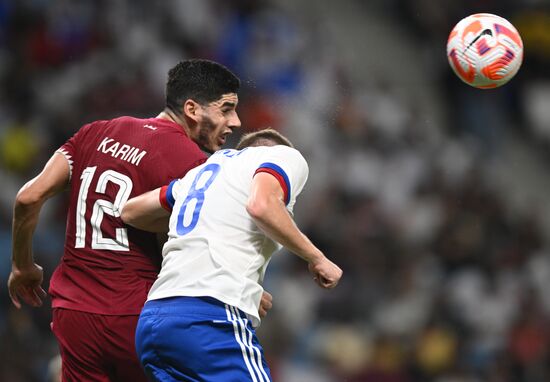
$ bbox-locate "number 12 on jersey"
[75,166,133,251]
[176,163,220,235]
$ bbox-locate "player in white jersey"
[121,129,342,382]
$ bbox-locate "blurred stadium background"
[1,0,550,381]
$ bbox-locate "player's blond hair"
[236,128,293,150]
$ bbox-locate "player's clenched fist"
[308,256,343,289]
[259,291,273,318]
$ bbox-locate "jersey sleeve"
[55,122,94,182]
[254,146,309,211]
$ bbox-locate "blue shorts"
[135,296,272,382]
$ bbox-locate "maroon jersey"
[50,116,206,315]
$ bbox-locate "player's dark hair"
[166,59,240,113]
[236,128,294,149]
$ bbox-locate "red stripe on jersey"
[254,168,289,204]
[159,185,172,211]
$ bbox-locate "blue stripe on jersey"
[257,162,291,205]
[166,179,177,208]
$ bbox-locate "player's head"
[166,59,241,153]
[236,128,294,149]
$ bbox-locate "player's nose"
[228,112,241,131]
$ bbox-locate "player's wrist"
[12,258,36,272]
[305,249,326,266]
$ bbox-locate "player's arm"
[247,173,342,289]
[121,188,170,233]
[9,153,70,308]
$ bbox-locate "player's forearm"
[12,193,43,268]
[11,154,70,268]
[122,208,165,232]
[121,189,170,232]
[127,216,170,233]
[247,196,324,265]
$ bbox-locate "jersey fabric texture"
[136,297,272,382]
[50,116,206,315]
[149,145,309,327]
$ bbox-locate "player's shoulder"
[110,117,197,144]
[102,116,159,130]
[259,145,307,164]
[97,116,175,131]
[213,146,306,166]
[268,145,302,156]
[90,115,141,126]
[142,117,196,143]
[240,145,308,175]
[80,116,142,133]
[243,144,301,156]
[109,115,140,124]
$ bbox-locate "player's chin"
[202,142,219,153]
[204,135,227,152]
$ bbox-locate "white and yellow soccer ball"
[446,13,523,89]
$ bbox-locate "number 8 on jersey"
[176,164,221,235]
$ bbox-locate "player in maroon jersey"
[8,59,272,381]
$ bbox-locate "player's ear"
[183,99,200,122]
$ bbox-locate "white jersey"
[148,145,309,327]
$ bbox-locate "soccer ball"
[446,13,523,89]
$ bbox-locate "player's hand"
[259,291,273,318]
[8,263,47,309]
[308,257,343,289]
